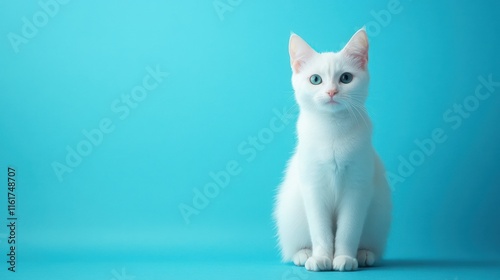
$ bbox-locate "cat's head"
[289,28,370,115]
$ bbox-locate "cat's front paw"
[292,248,312,266]
[304,255,333,271]
[333,255,358,271]
[357,249,375,267]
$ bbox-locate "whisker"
[337,97,360,126]
[349,102,370,128]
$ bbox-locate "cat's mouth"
[326,100,338,105]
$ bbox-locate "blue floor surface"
[6,258,500,280]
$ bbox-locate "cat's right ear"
[289,34,315,73]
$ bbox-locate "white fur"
[274,29,391,272]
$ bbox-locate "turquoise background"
[1,0,499,279]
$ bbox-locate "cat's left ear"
[289,34,316,73]
[342,28,369,70]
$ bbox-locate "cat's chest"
[317,143,349,172]
[302,141,352,173]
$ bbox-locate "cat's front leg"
[300,183,334,271]
[333,187,371,271]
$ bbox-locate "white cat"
[274,28,391,272]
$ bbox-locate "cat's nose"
[327,89,338,97]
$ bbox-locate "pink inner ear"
[359,52,368,70]
[343,30,369,70]
[292,60,302,73]
[349,49,368,70]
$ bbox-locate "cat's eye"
[309,74,322,85]
[339,72,353,84]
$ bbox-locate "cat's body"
[274,29,391,272]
